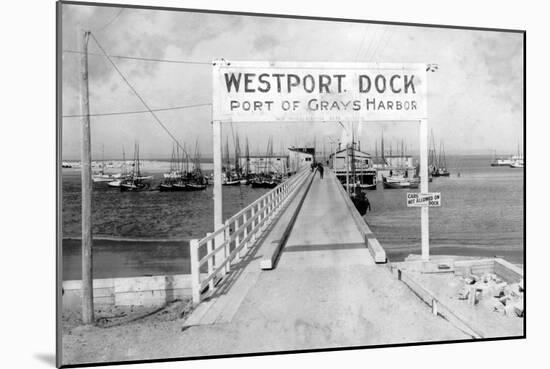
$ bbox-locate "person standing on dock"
[317,162,324,179]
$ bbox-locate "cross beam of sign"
[212,61,427,123]
[211,60,433,261]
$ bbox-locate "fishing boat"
[158,182,174,191]
[250,176,278,188]
[163,145,184,179]
[171,177,208,191]
[188,142,208,190]
[491,157,514,167]
[490,150,514,167]
[108,147,130,188]
[509,155,524,168]
[428,132,451,177]
[508,145,524,168]
[93,145,122,183]
[120,143,151,192]
[382,174,420,189]
[160,140,208,191]
[185,182,208,191]
[432,140,450,177]
[223,178,241,186]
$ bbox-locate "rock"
[502,285,513,297]
[489,282,508,298]
[488,299,505,314]
[503,304,517,317]
[511,299,524,317]
[499,295,511,306]
[509,283,522,297]
[458,286,470,300]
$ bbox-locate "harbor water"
[61,155,524,280]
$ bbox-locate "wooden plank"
[113,275,194,293]
[399,269,483,339]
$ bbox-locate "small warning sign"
[407,192,441,207]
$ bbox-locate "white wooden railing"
[189,168,311,304]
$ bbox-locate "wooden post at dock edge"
[190,239,201,304]
[419,118,429,261]
[212,118,225,270]
[79,29,94,325]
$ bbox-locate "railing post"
[235,218,241,262]
[268,193,274,219]
[224,221,231,273]
[190,239,201,305]
[251,205,257,242]
[206,232,214,292]
[243,211,249,250]
[260,198,266,231]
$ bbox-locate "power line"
[89,32,189,156]
[94,8,125,33]
[370,27,393,61]
[63,49,211,65]
[62,103,211,118]
[366,27,387,61]
[361,26,379,61]
[354,24,370,61]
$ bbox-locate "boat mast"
[122,145,126,176]
[381,131,385,166]
[245,137,250,176]
[170,144,175,173]
[234,133,240,175]
[136,143,141,178]
[101,144,105,175]
[225,137,230,173]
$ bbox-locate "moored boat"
[120,143,151,192]
[120,180,150,192]
[382,175,419,189]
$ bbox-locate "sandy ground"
[62,299,193,365]
[61,174,471,366]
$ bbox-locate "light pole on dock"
[79,29,94,325]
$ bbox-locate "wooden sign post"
[419,118,430,261]
[79,29,94,325]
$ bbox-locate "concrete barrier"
[62,273,206,308]
[332,172,387,263]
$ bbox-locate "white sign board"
[407,192,441,207]
[212,61,427,123]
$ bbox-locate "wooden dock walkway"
[178,170,469,357]
[278,169,374,269]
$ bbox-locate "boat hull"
[120,182,150,192]
[382,176,419,189]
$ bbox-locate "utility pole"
[79,30,94,325]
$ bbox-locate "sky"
[61,3,524,160]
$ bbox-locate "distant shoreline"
[60,153,506,162]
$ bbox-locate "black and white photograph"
[55,1,527,367]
